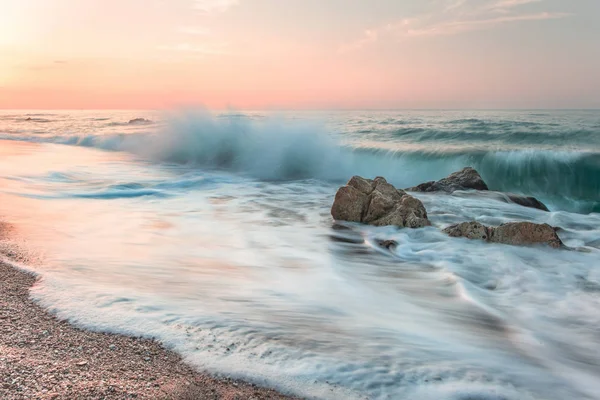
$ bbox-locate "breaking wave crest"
[2,112,599,213]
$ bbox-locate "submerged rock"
[376,239,398,250]
[408,167,488,193]
[331,176,430,228]
[443,221,563,248]
[407,167,549,212]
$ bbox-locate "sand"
[0,223,297,400]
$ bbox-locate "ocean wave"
[0,116,54,123]
[24,118,53,123]
[447,118,558,128]
[2,112,599,213]
[391,127,596,146]
[104,118,154,127]
[377,118,413,125]
[72,187,168,199]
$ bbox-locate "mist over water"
[1,109,600,399]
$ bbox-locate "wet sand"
[0,223,296,400]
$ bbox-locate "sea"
[0,109,599,400]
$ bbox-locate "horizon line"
[1,107,599,112]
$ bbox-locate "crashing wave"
[1,112,599,213]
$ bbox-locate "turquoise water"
[0,110,599,399]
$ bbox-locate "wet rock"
[331,176,430,228]
[408,167,549,211]
[443,221,490,241]
[347,175,373,195]
[490,222,563,248]
[443,221,563,248]
[450,190,549,212]
[376,239,398,249]
[505,194,550,212]
[331,185,368,223]
[372,177,406,201]
[363,189,396,223]
[408,167,488,193]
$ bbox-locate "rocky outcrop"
[408,167,488,193]
[407,167,549,212]
[331,176,430,228]
[443,221,563,248]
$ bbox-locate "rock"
[409,181,435,192]
[408,167,488,193]
[372,177,406,201]
[331,176,430,228]
[347,175,373,195]
[407,167,549,211]
[443,221,563,248]
[505,194,549,212]
[376,239,398,249]
[374,194,429,228]
[450,191,549,212]
[490,222,562,248]
[331,185,368,222]
[443,221,490,241]
[363,189,396,223]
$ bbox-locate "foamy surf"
[2,110,599,213]
[1,110,600,399]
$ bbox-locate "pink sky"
[0,0,598,109]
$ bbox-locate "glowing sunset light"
[0,0,598,109]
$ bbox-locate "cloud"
[485,0,543,13]
[492,0,542,9]
[341,0,570,52]
[192,0,238,14]
[404,12,569,37]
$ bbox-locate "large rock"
[407,167,549,212]
[443,221,563,248]
[331,176,430,228]
[490,222,562,248]
[330,185,367,223]
[408,167,488,193]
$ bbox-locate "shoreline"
[0,225,296,400]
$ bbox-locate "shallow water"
[1,110,599,399]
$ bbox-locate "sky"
[0,0,599,109]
